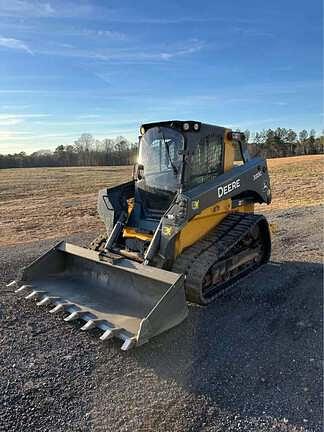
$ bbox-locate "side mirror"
[132,163,144,180]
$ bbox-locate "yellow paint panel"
[233,203,255,213]
[224,129,234,172]
[175,199,231,257]
[127,198,135,215]
[123,227,153,242]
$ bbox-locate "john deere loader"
[8,121,272,350]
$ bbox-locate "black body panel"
[97,180,134,234]
[157,156,271,263]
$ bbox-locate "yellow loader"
[8,121,271,350]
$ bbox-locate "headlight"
[183,122,190,131]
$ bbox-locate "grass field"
[0,155,322,246]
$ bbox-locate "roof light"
[232,132,242,141]
[183,122,190,131]
[140,126,145,135]
[193,123,200,131]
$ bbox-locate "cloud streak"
[0,36,33,54]
[0,117,23,126]
[79,28,127,41]
[33,38,206,63]
[0,0,97,18]
[0,0,55,17]
[0,113,50,119]
[0,113,51,126]
[0,1,259,24]
[1,104,31,110]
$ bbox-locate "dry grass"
[0,155,323,246]
[0,166,131,246]
[261,154,323,212]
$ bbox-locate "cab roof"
[140,120,226,134]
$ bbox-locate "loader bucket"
[8,242,187,350]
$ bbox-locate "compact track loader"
[8,121,272,350]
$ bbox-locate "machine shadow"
[134,260,323,429]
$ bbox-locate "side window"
[190,135,223,186]
[233,140,244,166]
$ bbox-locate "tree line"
[246,128,323,158]
[0,128,323,169]
[0,134,137,169]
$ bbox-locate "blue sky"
[0,0,322,153]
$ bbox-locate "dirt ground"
[261,155,323,212]
[0,155,323,246]
[0,165,131,246]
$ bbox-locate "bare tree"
[0,128,323,169]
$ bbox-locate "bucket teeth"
[121,337,136,351]
[25,290,45,299]
[80,319,101,331]
[64,311,82,322]
[15,284,32,294]
[36,296,60,306]
[9,282,139,351]
[49,303,71,314]
[100,327,120,341]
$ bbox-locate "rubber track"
[172,212,267,304]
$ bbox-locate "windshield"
[138,127,184,191]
